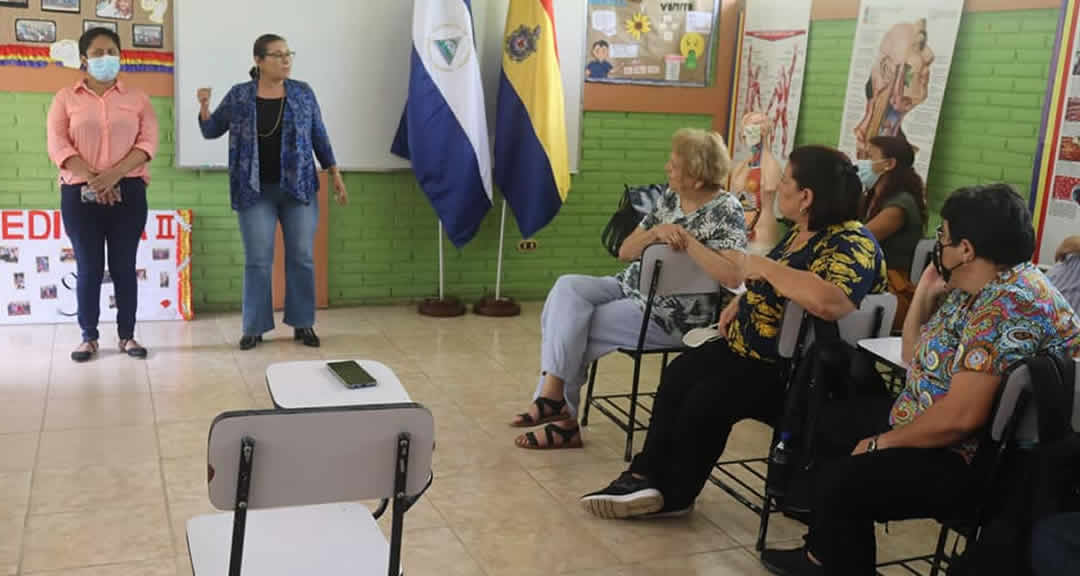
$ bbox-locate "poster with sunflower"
[585,0,718,86]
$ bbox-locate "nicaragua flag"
[391,0,492,248]
[494,0,571,239]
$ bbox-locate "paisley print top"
[615,187,748,336]
[889,262,1080,462]
[199,79,336,210]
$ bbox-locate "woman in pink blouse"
[46,28,158,362]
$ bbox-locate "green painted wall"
[0,8,1059,311]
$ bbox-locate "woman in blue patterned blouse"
[197,33,347,350]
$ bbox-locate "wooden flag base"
[473,296,521,317]
[418,297,466,317]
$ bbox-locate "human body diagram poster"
[729,0,811,169]
[837,0,964,180]
[1032,0,1080,265]
[585,0,719,86]
[0,209,193,325]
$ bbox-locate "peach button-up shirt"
[47,79,159,186]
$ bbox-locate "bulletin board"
[0,0,172,73]
[584,0,719,86]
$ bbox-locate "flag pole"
[474,199,521,317]
[418,221,466,317]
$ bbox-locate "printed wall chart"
[837,0,964,181]
[1032,0,1080,264]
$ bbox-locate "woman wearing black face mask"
[856,135,926,331]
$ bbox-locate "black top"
[257,97,285,185]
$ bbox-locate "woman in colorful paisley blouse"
[762,184,1080,576]
[582,145,888,519]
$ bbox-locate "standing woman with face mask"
[197,33,347,351]
[856,135,926,330]
[47,28,158,362]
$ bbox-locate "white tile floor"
[0,304,943,575]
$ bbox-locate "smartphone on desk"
[327,360,377,389]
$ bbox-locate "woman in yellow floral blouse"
[582,145,888,519]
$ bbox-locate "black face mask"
[932,239,965,283]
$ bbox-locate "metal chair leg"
[625,355,643,462]
[929,524,950,576]
[755,494,772,552]
[582,361,599,427]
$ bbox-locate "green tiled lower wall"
[0,8,1058,310]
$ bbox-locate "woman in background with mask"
[47,27,158,362]
[857,135,926,330]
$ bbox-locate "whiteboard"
[174,0,585,173]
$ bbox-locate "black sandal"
[119,339,148,359]
[517,423,583,450]
[511,396,571,428]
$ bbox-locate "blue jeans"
[236,183,318,336]
[60,178,148,342]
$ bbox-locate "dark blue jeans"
[60,178,148,342]
[1033,512,1080,576]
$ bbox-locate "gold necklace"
[258,98,284,138]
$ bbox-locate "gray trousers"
[535,275,683,418]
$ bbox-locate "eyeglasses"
[935,224,959,247]
[264,51,295,60]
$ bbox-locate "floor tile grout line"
[16,324,56,576]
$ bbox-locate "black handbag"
[600,183,667,258]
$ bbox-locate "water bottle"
[765,432,793,497]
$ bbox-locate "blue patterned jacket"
[199,79,336,210]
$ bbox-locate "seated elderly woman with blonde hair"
[510,128,748,450]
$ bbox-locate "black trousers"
[629,339,786,510]
[61,178,148,342]
[806,398,973,575]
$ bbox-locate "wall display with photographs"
[95,0,131,20]
[41,0,80,14]
[132,23,161,48]
[0,209,194,324]
[1,0,172,72]
[584,0,719,86]
[82,19,116,32]
[1032,0,1080,264]
[14,18,57,43]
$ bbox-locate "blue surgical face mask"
[855,158,882,192]
[87,55,121,82]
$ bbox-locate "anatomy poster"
[585,0,719,86]
[729,0,811,169]
[1032,0,1080,264]
[0,209,193,325]
[837,0,963,180]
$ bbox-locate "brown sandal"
[70,340,98,363]
[511,396,572,428]
[516,423,583,450]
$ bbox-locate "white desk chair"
[186,404,434,576]
[911,238,936,285]
[581,243,722,461]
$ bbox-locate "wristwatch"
[867,435,879,453]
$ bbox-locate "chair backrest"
[990,358,1080,444]
[205,403,434,511]
[910,238,936,285]
[776,293,898,359]
[638,243,720,298]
